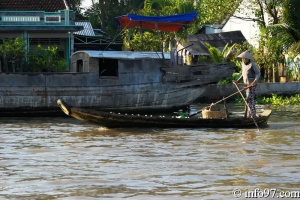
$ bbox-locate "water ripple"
[1,105,300,199]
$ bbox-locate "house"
[73,21,122,51]
[222,0,260,48]
[0,0,83,69]
[176,31,246,65]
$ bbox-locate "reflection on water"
[0,104,300,199]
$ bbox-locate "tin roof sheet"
[72,50,170,60]
[74,22,95,36]
[182,31,246,56]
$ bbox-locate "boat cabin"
[70,50,171,76]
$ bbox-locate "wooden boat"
[57,99,272,128]
[0,12,234,116]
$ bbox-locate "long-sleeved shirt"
[237,62,261,84]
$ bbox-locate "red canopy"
[115,12,197,32]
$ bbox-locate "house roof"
[72,50,171,60]
[75,22,95,36]
[189,30,245,47]
[0,0,67,12]
[182,31,246,56]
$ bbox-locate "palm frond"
[288,41,300,55]
[267,24,299,48]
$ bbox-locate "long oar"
[233,82,260,132]
[189,86,249,117]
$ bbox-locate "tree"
[83,0,144,36]
[266,0,300,80]
[122,0,197,51]
[0,38,67,73]
[267,0,300,53]
[68,0,86,20]
[232,0,282,29]
[228,0,286,82]
[27,45,67,72]
[121,0,242,51]
[199,0,242,26]
[0,38,26,72]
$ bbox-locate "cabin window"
[76,60,83,72]
[99,58,118,77]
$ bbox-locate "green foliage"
[82,0,242,52]
[0,37,67,72]
[126,31,162,51]
[124,0,197,51]
[258,0,300,82]
[0,38,26,72]
[261,0,300,81]
[199,0,241,25]
[84,0,145,36]
[235,94,300,105]
[202,42,252,84]
[212,41,259,84]
[218,73,241,84]
[257,94,300,105]
[68,0,86,20]
[27,45,67,72]
[204,43,223,63]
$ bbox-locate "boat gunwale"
[57,99,271,129]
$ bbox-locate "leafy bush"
[257,94,300,105]
[235,94,300,105]
[218,72,241,84]
[0,37,67,72]
[0,38,26,72]
[27,45,67,72]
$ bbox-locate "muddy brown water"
[0,104,300,199]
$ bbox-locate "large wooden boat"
[0,12,233,116]
[0,51,233,116]
[57,99,272,128]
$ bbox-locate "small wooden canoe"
[57,99,272,128]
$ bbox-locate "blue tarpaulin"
[115,12,197,32]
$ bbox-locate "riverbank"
[1,82,299,117]
[198,82,300,102]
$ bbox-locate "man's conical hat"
[237,50,254,60]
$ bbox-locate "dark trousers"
[245,86,256,118]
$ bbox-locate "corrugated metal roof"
[72,50,170,60]
[189,31,246,47]
[182,31,246,56]
[183,42,210,56]
[0,0,66,12]
[74,22,95,36]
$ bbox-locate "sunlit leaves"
[28,45,67,72]
[199,0,240,25]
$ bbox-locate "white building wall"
[222,17,259,48]
[222,0,261,48]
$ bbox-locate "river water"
[1,104,300,200]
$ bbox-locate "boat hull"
[58,99,272,128]
[0,51,233,115]
[0,72,206,115]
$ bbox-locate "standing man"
[234,50,261,118]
